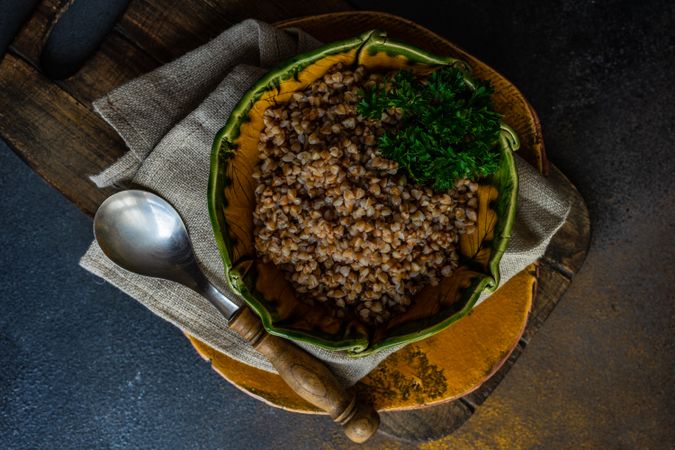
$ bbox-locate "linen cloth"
[80,19,570,386]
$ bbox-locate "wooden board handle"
[230,307,380,443]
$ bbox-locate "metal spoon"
[93,189,239,319]
[92,189,380,443]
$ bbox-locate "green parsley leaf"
[357,66,502,191]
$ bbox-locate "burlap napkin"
[80,19,570,386]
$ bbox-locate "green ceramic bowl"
[208,30,519,356]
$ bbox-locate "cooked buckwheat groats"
[252,63,478,325]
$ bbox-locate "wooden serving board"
[183,12,590,441]
[0,4,590,443]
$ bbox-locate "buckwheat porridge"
[252,63,480,325]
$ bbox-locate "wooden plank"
[202,0,353,24]
[379,399,473,442]
[115,0,352,63]
[544,168,591,275]
[53,31,159,104]
[0,54,123,215]
[463,343,526,406]
[522,264,571,343]
[114,0,233,63]
[11,0,354,67]
[10,0,354,103]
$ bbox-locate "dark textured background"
[1,0,674,448]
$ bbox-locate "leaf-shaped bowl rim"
[208,30,519,356]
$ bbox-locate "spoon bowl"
[92,189,380,442]
[93,190,239,319]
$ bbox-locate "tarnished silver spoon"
[93,190,379,443]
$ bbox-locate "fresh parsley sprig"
[357,66,502,191]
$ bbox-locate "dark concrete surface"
[1,0,674,448]
[0,145,370,448]
[40,0,132,79]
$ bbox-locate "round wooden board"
[188,264,535,412]
[187,11,556,441]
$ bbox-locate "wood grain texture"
[115,0,234,63]
[115,0,352,63]
[543,171,592,275]
[379,400,473,443]
[0,54,121,214]
[229,307,380,443]
[522,264,570,344]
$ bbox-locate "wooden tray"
[185,12,591,442]
[0,7,589,443]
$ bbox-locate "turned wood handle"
[230,307,379,443]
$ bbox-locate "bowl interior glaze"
[208,30,519,356]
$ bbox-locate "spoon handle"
[229,308,380,443]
